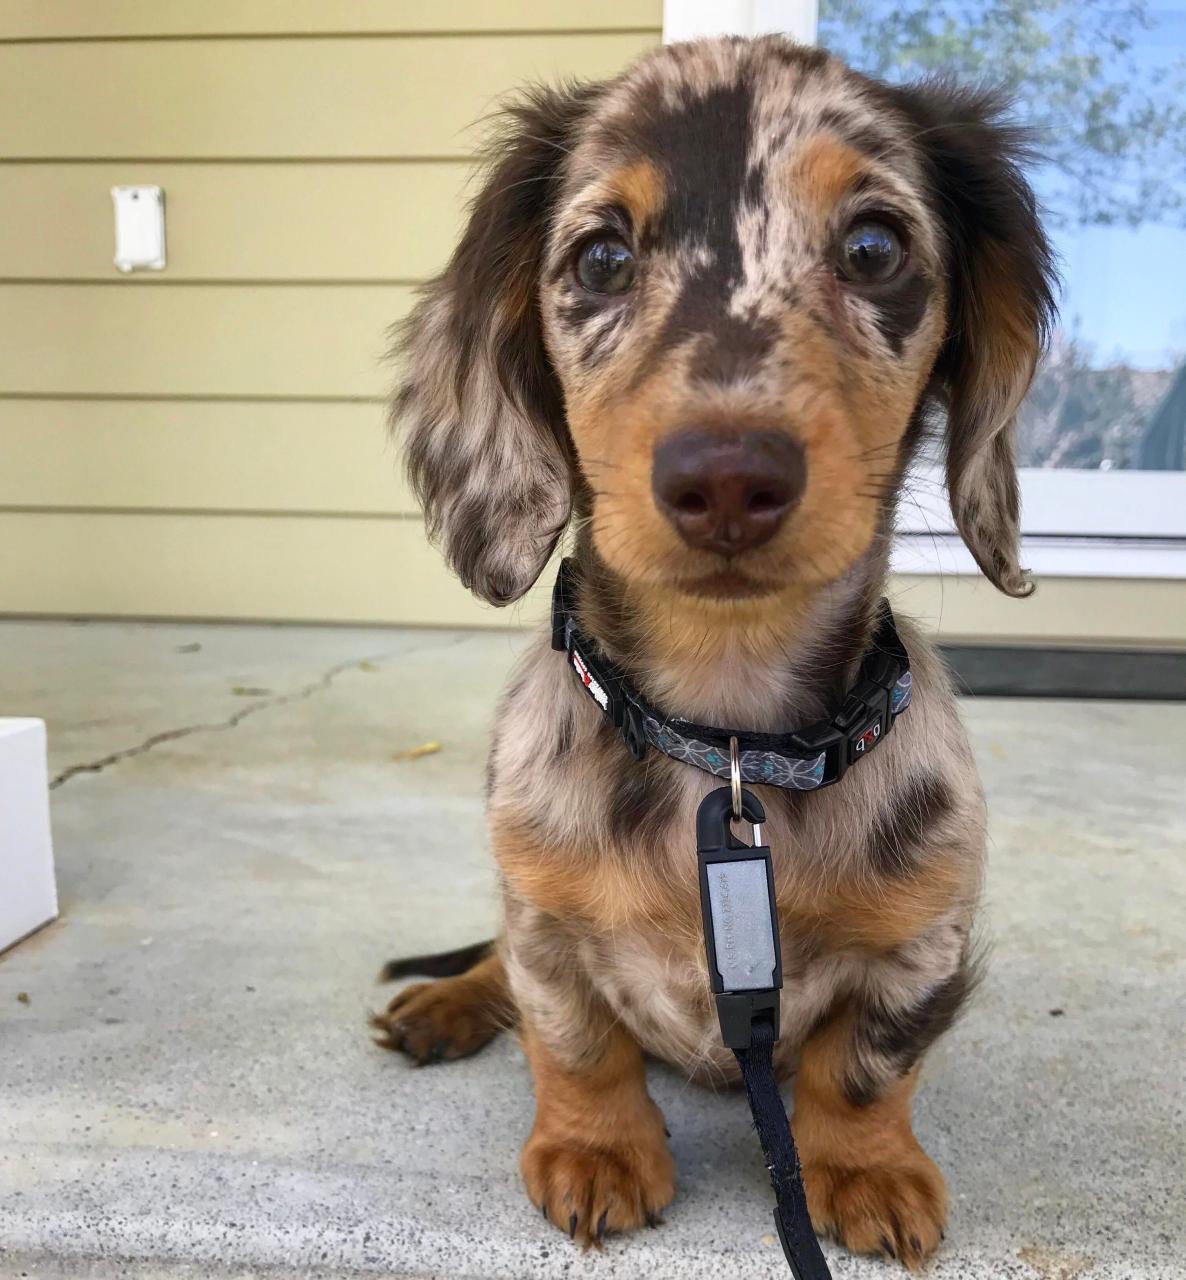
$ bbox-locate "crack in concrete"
[48,635,468,790]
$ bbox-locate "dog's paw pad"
[523,1137,675,1249]
[803,1150,947,1270]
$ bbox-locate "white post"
[663,0,819,44]
[0,719,58,954]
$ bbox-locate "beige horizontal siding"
[0,163,472,281]
[0,1,662,40]
[0,12,661,626]
[0,511,517,626]
[0,284,405,398]
[0,399,413,514]
[889,577,1186,648]
[7,401,1184,642]
[0,33,656,159]
[5,11,1174,645]
[2,505,1184,640]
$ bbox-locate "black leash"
[736,1019,831,1279]
[697,783,832,1279]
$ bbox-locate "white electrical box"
[112,184,166,272]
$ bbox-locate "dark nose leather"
[651,429,806,556]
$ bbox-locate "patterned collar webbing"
[551,559,912,792]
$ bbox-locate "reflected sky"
[818,1,1186,370]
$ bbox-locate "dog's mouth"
[673,568,779,600]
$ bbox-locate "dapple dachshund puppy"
[371,35,1055,1270]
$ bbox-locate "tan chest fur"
[494,791,970,1081]
[576,917,859,1082]
[495,782,970,950]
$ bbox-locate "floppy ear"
[894,83,1058,597]
[393,84,601,605]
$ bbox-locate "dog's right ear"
[393,83,602,606]
[889,81,1057,598]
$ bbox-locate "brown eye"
[575,235,636,295]
[837,220,905,283]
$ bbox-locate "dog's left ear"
[393,84,602,606]
[894,82,1058,597]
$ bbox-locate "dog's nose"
[651,429,806,556]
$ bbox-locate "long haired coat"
[372,36,1055,1270]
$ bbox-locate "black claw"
[596,1210,608,1242]
[431,1039,449,1062]
[541,1201,549,1219]
[569,1212,578,1239]
[664,1125,671,1137]
[645,1210,659,1229]
[880,1235,897,1260]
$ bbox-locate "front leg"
[521,1018,675,1246]
[793,934,975,1269]
[505,901,675,1247]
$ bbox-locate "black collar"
[551,559,912,792]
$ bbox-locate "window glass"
[818,0,1186,471]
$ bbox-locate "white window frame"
[663,0,819,44]
[662,0,1186,580]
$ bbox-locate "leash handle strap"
[735,1018,832,1280]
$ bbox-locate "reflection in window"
[818,0,1186,470]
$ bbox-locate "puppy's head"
[396,37,1056,608]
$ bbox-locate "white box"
[0,719,58,953]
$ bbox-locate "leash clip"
[696,786,782,1050]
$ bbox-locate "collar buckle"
[837,679,894,769]
[791,678,893,786]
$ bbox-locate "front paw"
[522,1131,676,1248]
[802,1145,947,1270]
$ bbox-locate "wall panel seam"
[0,393,386,405]
[0,505,417,520]
[0,29,660,46]
[0,278,427,288]
[0,157,478,166]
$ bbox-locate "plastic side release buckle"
[840,679,892,767]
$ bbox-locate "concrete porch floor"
[1,619,1183,1280]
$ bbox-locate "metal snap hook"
[729,735,742,821]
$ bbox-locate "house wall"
[1,1,1181,643]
